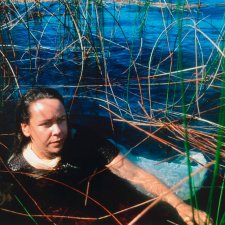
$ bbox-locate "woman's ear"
[21,123,30,137]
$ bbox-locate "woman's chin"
[48,147,63,157]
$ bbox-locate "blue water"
[1,0,224,148]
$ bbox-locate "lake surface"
[2,0,225,145]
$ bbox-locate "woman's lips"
[51,139,64,146]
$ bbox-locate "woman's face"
[21,98,68,159]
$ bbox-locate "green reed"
[207,46,225,224]
[14,195,38,225]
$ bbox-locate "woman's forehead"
[29,98,65,117]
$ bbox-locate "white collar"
[22,143,61,170]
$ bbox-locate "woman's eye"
[58,116,67,124]
[41,122,52,127]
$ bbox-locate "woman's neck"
[22,143,61,170]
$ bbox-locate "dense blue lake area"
[1,2,225,148]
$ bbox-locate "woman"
[6,87,212,225]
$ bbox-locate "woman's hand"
[176,202,213,225]
[107,155,213,225]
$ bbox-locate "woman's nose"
[52,123,62,135]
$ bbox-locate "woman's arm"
[106,154,212,225]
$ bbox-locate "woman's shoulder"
[7,153,32,172]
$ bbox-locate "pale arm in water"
[107,154,213,225]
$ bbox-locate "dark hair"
[14,87,65,154]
